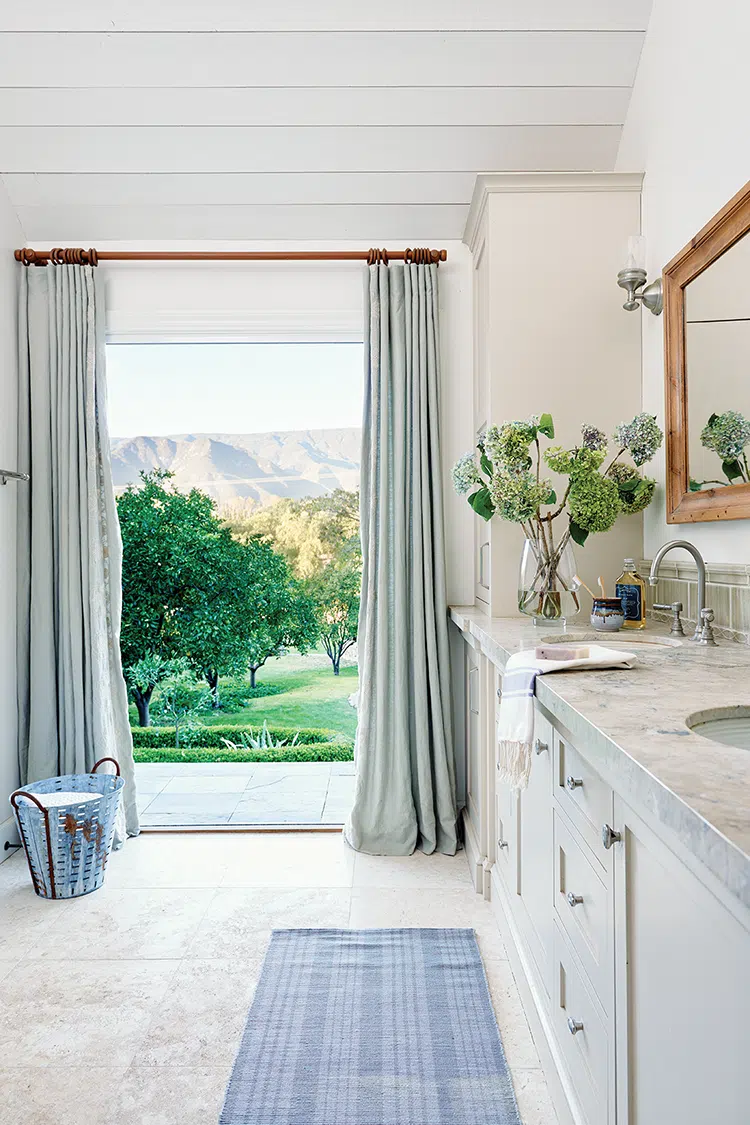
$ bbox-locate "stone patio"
[135,761,355,827]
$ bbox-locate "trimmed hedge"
[130,724,346,749]
[133,742,354,764]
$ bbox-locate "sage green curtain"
[17,265,139,840]
[345,263,457,856]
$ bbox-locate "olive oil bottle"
[616,558,646,629]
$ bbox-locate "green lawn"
[130,652,359,741]
[207,659,358,739]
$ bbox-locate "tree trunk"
[206,670,220,708]
[133,688,152,727]
[332,656,341,676]
[249,666,258,689]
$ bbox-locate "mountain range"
[110,427,361,513]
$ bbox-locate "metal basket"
[10,758,124,899]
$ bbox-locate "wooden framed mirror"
[664,180,750,522]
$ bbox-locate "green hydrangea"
[451,452,482,496]
[484,420,536,471]
[544,445,606,477]
[543,446,574,474]
[700,411,750,461]
[568,473,621,533]
[489,468,551,524]
[613,413,663,467]
[606,462,656,514]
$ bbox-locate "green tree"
[306,542,361,675]
[150,673,212,749]
[242,537,319,687]
[123,653,187,728]
[231,490,360,578]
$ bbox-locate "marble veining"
[450,607,750,908]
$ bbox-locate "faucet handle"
[653,601,685,636]
[698,607,718,647]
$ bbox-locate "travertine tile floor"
[0,833,558,1125]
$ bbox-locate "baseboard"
[462,808,485,894]
[0,814,20,863]
[489,866,582,1125]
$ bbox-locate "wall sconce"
[617,235,663,316]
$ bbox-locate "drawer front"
[554,732,614,870]
[554,808,613,1013]
[553,922,612,1125]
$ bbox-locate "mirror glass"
[685,231,750,491]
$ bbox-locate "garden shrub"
[133,741,354,764]
[130,724,346,749]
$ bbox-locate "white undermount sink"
[686,706,750,749]
[538,631,682,648]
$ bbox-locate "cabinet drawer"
[554,808,613,1013]
[554,732,613,870]
[553,921,612,1125]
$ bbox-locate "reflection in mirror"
[685,230,750,492]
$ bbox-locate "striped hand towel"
[497,644,636,789]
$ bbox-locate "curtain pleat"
[17,265,139,840]
[345,263,457,855]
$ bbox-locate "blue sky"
[106,342,364,438]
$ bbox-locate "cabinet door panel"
[614,798,750,1125]
[516,704,554,994]
[554,731,613,870]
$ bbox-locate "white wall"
[100,239,474,604]
[616,0,750,562]
[0,180,23,856]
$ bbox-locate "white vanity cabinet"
[457,631,750,1125]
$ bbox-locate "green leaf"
[537,413,555,439]
[545,489,557,505]
[468,487,495,521]
[479,450,493,477]
[708,413,719,427]
[568,519,589,547]
[722,458,744,482]
[617,477,640,493]
[689,478,704,492]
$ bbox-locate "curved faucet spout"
[649,540,706,642]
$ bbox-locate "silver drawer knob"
[566,891,584,907]
[601,823,622,850]
[497,839,508,850]
[565,775,583,791]
[567,1017,584,1036]
[534,738,548,755]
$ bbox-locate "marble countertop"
[450,606,750,909]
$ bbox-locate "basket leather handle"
[10,789,56,899]
[91,757,121,776]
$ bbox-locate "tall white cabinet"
[464,173,644,617]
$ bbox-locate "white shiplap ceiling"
[0,2,652,243]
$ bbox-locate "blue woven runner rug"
[220,927,522,1125]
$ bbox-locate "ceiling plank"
[0,124,622,174]
[0,31,644,88]
[0,1,653,33]
[0,86,632,128]
[15,203,471,242]
[1,172,478,207]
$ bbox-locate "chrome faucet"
[649,540,716,645]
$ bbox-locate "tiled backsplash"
[640,558,750,645]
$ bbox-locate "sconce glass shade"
[625,234,646,270]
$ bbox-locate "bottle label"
[616,582,642,621]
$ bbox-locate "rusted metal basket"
[10,758,124,899]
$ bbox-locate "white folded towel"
[497,644,636,790]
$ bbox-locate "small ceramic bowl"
[590,597,625,632]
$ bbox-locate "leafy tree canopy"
[230,490,360,579]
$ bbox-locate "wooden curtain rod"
[14,247,447,267]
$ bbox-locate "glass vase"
[518,527,581,627]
